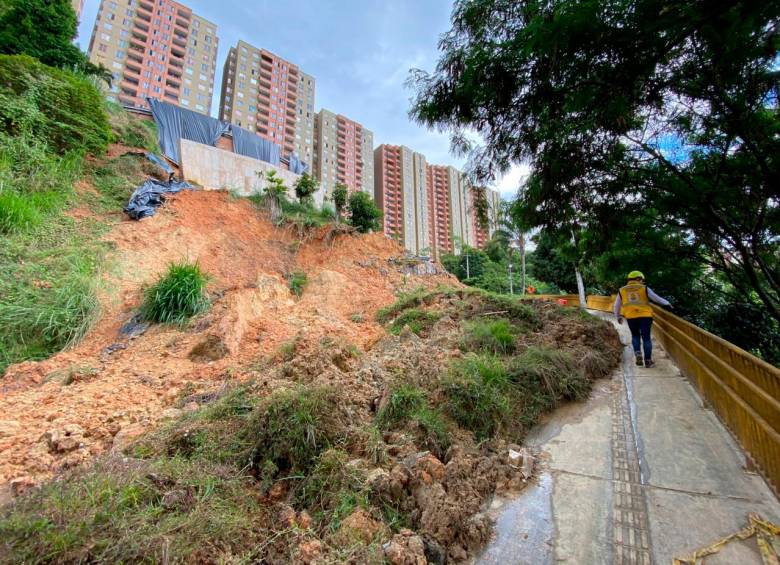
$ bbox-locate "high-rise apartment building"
[374,145,430,255]
[219,41,316,164]
[471,187,502,249]
[313,109,374,198]
[426,164,475,257]
[72,0,84,19]
[88,0,218,115]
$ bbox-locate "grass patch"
[89,153,157,213]
[140,261,209,324]
[295,449,367,532]
[247,386,347,483]
[287,271,308,298]
[106,101,158,151]
[377,384,450,458]
[388,308,440,336]
[462,318,517,354]
[443,347,590,441]
[376,287,432,323]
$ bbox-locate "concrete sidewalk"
[476,313,780,565]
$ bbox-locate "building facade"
[374,145,430,255]
[313,109,374,199]
[219,41,315,165]
[425,164,478,257]
[88,0,218,115]
[72,0,84,19]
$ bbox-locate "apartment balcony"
[127,51,143,65]
[170,45,185,59]
[165,77,180,90]
[124,62,141,76]
[260,55,273,65]
[172,35,187,49]
[120,74,139,90]
[288,67,299,77]
[169,59,183,71]
[133,19,149,34]
[176,9,191,21]
[175,16,189,31]
[164,90,178,101]
[120,85,138,98]
[258,79,271,90]
[131,29,148,43]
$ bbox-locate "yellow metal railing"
[534,293,780,494]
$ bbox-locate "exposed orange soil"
[0,190,455,485]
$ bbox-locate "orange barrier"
[561,293,780,494]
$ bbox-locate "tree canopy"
[410,0,780,324]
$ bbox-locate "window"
[183,87,191,96]
[116,50,125,59]
[181,99,189,106]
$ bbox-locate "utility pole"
[508,263,514,295]
[520,234,526,296]
[465,253,470,279]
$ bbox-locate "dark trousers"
[627,317,653,360]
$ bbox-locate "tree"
[0,0,87,70]
[410,0,780,322]
[260,169,287,224]
[293,172,318,205]
[332,183,348,221]
[528,231,577,294]
[347,191,382,233]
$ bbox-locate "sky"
[76,0,527,200]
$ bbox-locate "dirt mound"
[0,190,454,486]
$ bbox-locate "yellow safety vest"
[619,283,653,319]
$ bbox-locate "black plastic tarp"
[124,178,193,220]
[231,124,281,165]
[148,98,229,164]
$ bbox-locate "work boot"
[635,353,644,366]
[645,359,655,368]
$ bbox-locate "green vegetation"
[444,347,589,441]
[0,55,111,155]
[0,53,122,374]
[347,190,382,233]
[279,197,335,228]
[388,308,440,336]
[140,262,209,324]
[332,182,348,220]
[0,0,108,78]
[462,318,516,354]
[288,271,308,298]
[293,172,318,205]
[377,384,450,458]
[247,386,346,480]
[106,102,158,151]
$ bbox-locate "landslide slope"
[0,189,454,485]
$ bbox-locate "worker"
[526,285,536,295]
[613,271,672,368]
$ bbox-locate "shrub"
[0,55,111,155]
[348,190,382,233]
[332,182,348,219]
[287,271,308,298]
[377,384,426,426]
[376,287,434,323]
[462,318,516,354]
[140,262,209,324]
[293,172,318,204]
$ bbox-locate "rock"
[111,423,146,452]
[0,420,21,438]
[422,536,447,564]
[297,539,322,563]
[42,423,85,453]
[367,467,391,496]
[160,408,183,420]
[334,508,387,545]
[415,453,445,482]
[520,449,535,479]
[508,448,522,466]
[383,529,428,565]
[10,476,36,497]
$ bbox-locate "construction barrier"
[545,293,780,494]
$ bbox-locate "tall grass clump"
[388,308,440,336]
[106,101,158,151]
[247,386,347,482]
[287,271,308,298]
[140,262,209,324]
[377,384,450,458]
[462,318,516,354]
[508,346,590,404]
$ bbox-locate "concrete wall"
[180,139,326,206]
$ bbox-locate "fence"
[532,293,780,494]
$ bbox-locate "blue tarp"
[287,153,308,174]
[231,125,281,166]
[124,178,193,220]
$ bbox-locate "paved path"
[476,313,780,564]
